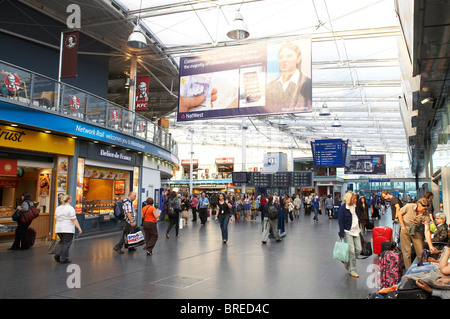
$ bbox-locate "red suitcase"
[372,226,392,255]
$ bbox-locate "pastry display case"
[82,199,115,220]
[0,206,15,218]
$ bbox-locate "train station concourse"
[0,0,449,307]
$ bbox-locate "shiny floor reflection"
[0,210,395,299]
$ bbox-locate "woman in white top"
[54,194,82,264]
[338,191,361,278]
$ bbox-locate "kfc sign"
[70,95,80,109]
[135,75,149,111]
[4,73,20,92]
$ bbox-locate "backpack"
[20,201,40,223]
[114,201,125,220]
[167,206,176,218]
[268,205,278,220]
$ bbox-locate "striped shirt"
[123,198,135,224]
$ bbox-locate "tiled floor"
[0,208,395,300]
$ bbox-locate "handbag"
[20,201,40,223]
[12,209,22,222]
[358,234,373,259]
[365,219,374,230]
[48,237,60,254]
[333,239,349,263]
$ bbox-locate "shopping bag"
[125,227,145,248]
[48,236,60,254]
[333,239,349,263]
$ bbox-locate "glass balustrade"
[0,59,177,157]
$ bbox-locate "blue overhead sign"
[0,101,179,164]
[311,139,349,167]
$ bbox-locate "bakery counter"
[76,213,122,233]
[0,213,50,241]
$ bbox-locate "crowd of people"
[7,186,449,298]
[109,190,339,255]
[338,189,449,298]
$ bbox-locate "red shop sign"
[0,180,19,188]
[0,159,17,176]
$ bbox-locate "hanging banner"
[177,37,312,121]
[60,31,79,79]
[135,75,150,111]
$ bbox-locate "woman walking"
[243,193,251,221]
[142,197,160,255]
[54,195,82,264]
[311,194,320,223]
[165,191,181,238]
[338,191,361,278]
[215,193,233,243]
[325,194,334,219]
[356,196,369,232]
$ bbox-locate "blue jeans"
[313,207,319,221]
[344,232,362,273]
[277,209,285,233]
[218,214,230,241]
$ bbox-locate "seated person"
[415,242,450,298]
[432,213,449,250]
[424,213,449,260]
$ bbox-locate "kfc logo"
[4,73,20,92]
[136,122,145,132]
[111,110,119,123]
[70,95,80,109]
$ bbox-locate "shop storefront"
[181,159,198,179]
[75,141,141,234]
[215,157,234,179]
[0,124,74,243]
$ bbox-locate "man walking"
[198,192,210,226]
[114,192,137,254]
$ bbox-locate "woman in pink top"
[190,194,198,222]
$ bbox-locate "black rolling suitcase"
[385,279,431,299]
[28,227,36,247]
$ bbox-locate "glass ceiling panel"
[117,0,409,158]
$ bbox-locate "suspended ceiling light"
[127,23,147,49]
[227,11,250,40]
[319,102,331,116]
[331,115,341,127]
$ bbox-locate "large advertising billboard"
[345,154,386,175]
[177,37,312,121]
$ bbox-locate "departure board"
[272,172,291,187]
[311,139,348,167]
[292,172,313,186]
[233,171,312,188]
[251,172,273,187]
